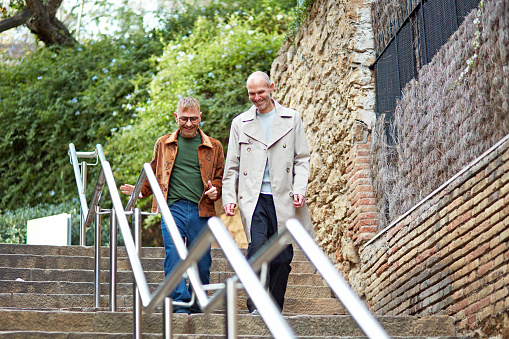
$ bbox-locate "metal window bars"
[68,143,390,338]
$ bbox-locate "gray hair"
[177,97,200,114]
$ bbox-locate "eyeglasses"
[178,116,200,123]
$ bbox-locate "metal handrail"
[247,218,391,339]
[131,163,295,337]
[69,143,388,338]
[69,143,295,338]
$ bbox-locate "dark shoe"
[174,308,190,314]
[190,307,203,314]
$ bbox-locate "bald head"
[246,71,271,88]
[246,71,275,113]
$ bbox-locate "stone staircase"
[0,243,470,338]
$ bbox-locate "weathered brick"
[447,196,463,212]
[350,191,375,207]
[451,296,470,314]
[347,184,374,200]
[465,296,491,316]
[490,287,508,304]
[495,300,505,313]
[376,263,388,276]
[449,210,472,230]
[477,304,495,322]
[500,216,509,242]
[477,259,494,277]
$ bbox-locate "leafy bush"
[0,30,164,210]
[0,0,298,245]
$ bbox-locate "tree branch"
[0,7,32,33]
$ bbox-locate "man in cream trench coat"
[222,71,315,314]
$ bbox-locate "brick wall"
[359,134,509,336]
[345,123,378,246]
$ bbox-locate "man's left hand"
[293,194,305,208]
[204,180,218,200]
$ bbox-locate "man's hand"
[293,194,305,208]
[223,203,236,216]
[204,180,218,200]
[120,184,143,198]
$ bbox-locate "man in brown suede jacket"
[121,97,224,314]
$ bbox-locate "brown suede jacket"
[141,129,224,217]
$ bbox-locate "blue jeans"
[160,199,211,313]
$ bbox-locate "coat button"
[289,192,294,197]
[283,144,287,148]
[248,139,252,143]
[239,195,243,199]
[247,147,251,152]
[243,171,248,176]
[287,168,291,173]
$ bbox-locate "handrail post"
[94,205,102,308]
[133,208,142,339]
[163,297,173,339]
[226,278,237,339]
[110,209,117,311]
[80,161,87,246]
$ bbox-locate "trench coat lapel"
[267,103,293,148]
[242,107,267,145]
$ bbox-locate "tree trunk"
[0,0,77,47]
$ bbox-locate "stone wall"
[360,135,509,338]
[270,0,379,281]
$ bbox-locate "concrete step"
[0,279,333,299]
[0,309,461,337]
[0,292,345,315]
[0,243,471,337]
[0,334,472,339]
[0,244,310,261]
[0,254,317,275]
[0,267,326,287]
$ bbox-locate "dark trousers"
[246,194,293,313]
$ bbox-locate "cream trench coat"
[222,100,315,243]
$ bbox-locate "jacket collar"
[165,128,213,148]
[242,100,295,147]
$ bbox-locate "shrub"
[0,32,164,210]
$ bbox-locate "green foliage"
[0,0,298,244]
[159,0,297,41]
[0,31,164,210]
[286,0,314,41]
[0,0,25,17]
[106,2,294,193]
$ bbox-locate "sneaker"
[250,309,260,315]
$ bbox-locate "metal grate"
[422,0,459,61]
[375,42,399,144]
[373,0,481,145]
